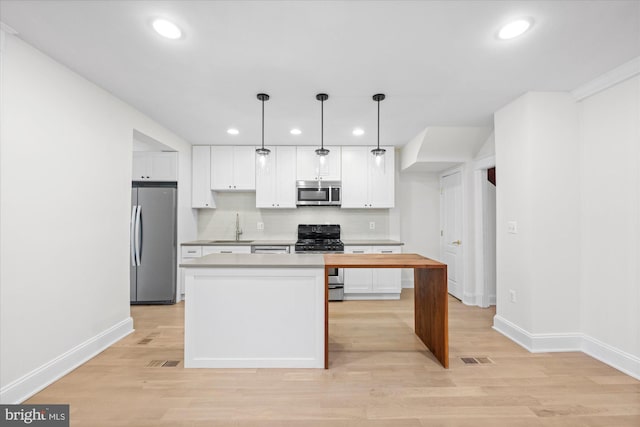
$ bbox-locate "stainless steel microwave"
[296,180,341,206]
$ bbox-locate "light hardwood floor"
[27,290,640,426]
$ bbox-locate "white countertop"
[180,253,325,268]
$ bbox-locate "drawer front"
[344,246,372,254]
[202,246,251,255]
[181,246,202,258]
[373,245,402,255]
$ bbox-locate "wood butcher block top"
[323,253,446,269]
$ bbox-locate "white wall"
[579,75,640,373]
[0,33,195,403]
[494,92,581,337]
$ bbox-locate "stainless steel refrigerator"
[130,182,177,304]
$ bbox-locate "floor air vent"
[146,360,181,368]
[461,357,493,364]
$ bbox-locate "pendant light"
[315,93,330,156]
[256,93,271,156]
[371,93,386,157]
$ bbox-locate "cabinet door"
[233,146,256,190]
[368,147,395,208]
[343,246,373,293]
[192,146,214,208]
[275,146,296,208]
[319,146,341,180]
[148,152,178,181]
[372,245,402,292]
[341,147,369,208]
[296,147,321,181]
[255,149,276,207]
[132,152,150,180]
[210,146,234,190]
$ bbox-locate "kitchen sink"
[209,240,254,243]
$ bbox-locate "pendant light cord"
[321,98,324,150]
[261,97,265,149]
[377,98,380,150]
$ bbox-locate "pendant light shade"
[315,93,330,156]
[371,93,386,157]
[256,93,271,156]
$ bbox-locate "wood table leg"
[414,267,449,368]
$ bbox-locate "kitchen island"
[180,253,448,369]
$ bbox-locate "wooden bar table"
[323,253,448,368]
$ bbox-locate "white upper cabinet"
[210,146,256,191]
[296,146,341,181]
[256,146,296,208]
[191,146,215,208]
[132,151,178,181]
[341,146,395,208]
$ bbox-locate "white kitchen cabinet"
[202,245,251,255]
[343,245,402,298]
[256,146,296,208]
[210,146,256,191]
[191,146,215,208]
[372,246,402,292]
[343,246,373,293]
[133,151,178,181]
[341,146,395,208]
[296,146,341,181]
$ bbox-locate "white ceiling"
[1,1,639,147]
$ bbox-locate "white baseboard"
[462,292,496,308]
[343,293,400,301]
[493,315,640,380]
[582,335,640,380]
[0,317,134,404]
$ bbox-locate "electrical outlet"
[369,221,375,230]
[257,222,264,230]
[509,289,517,303]
[507,221,518,234]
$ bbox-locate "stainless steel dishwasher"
[251,245,291,254]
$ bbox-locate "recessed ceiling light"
[152,19,182,40]
[498,19,532,40]
[227,128,239,135]
[290,128,302,135]
[352,128,365,136]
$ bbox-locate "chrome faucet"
[235,212,243,241]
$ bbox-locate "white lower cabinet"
[343,245,402,299]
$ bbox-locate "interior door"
[135,186,176,303]
[441,171,463,300]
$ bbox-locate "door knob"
[451,240,461,245]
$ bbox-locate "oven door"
[327,267,343,285]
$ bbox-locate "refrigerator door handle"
[134,205,142,266]
[130,205,137,266]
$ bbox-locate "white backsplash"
[198,193,391,240]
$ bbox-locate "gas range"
[294,224,344,253]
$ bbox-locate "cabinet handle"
[187,251,197,254]
[381,250,393,253]
[353,251,365,254]
[221,251,232,254]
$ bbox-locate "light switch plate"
[257,222,264,230]
[507,221,518,234]
[369,221,376,230]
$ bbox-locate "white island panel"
[184,267,324,368]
